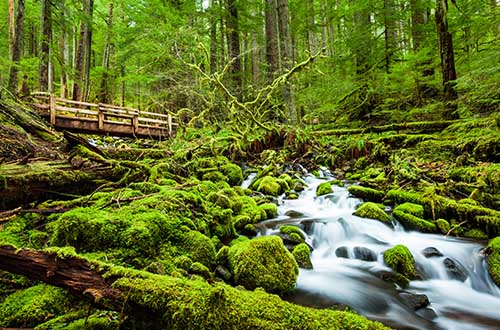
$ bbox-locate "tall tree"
[8,0,25,94]
[73,0,94,102]
[39,0,53,92]
[265,0,279,81]
[383,0,397,72]
[8,0,15,57]
[99,2,114,103]
[225,0,241,91]
[435,0,458,106]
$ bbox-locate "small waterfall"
[259,172,500,330]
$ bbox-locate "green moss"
[316,182,333,196]
[436,219,451,234]
[228,236,299,294]
[0,284,71,327]
[395,203,424,218]
[383,245,417,280]
[36,311,119,330]
[464,228,488,240]
[348,185,385,203]
[259,203,278,219]
[202,171,229,183]
[392,208,436,233]
[279,225,305,240]
[256,176,283,196]
[486,237,500,287]
[292,243,313,269]
[180,231,216,268]
[190,262,212,279]
[353,202,391,223]
[221,163,243,186]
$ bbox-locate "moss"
[353,202,391,223]
[36,311,119,330]
[392,208,436,233]
[436,219,451,234]
[383,245,417,280]
[259,203,278,219]
[0,284,72,327]
[395,202,424,218]
[180,231,216,268]
[464,228,488,240]
[279,225,305,241]
[190,262,212,279]
[256,176,283,196]
[228,236,299,294]
[347,185,385,203]
[486,237,500,287]
[221,163,243,186]
[331,179,345,187]
[202,171,229,183]
[292,243,313,269]
[316,182,333,196]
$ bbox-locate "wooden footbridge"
[31,93,177,139]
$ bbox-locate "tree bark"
[435,0,457,104]
[225,0,241,92]
[265,0,279,81]
[99,2,114,104]
[8,0,25,94]
[8,0,15,58]
[383,0,397,73]
[276,0,297,125]
[209,0,218,73]
[39,0,52,92]
[73,0,94,102]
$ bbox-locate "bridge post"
[168,113,173,136]
[98,107,104,130]
[49,93,56,125]
[132,115,139,134]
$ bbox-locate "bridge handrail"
[30,93,177,135]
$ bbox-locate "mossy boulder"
[436,219,451,234]
[348,185,385,203]
[393,204,436,233]
[221,163,243,186]
[279,225,306,244]
[0,284,71,327]
[292,243,313,269]
[180,231,216,269]
[353,202,391,223]
[228,236,299,293]
[383,245,417,281]
[485,237,500,286]
[259,203,278,219]
[255,176,283,196]
[316,182,333,196]
[36,311,119,330]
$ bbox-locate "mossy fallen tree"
[312,120,462,136]
[0,244,389,330]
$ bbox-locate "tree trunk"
[225,0,241,93]
[209,0,218,73]
[8,0,25,94]
[99,3,114,104]
[383,0,397,73]
[435,0,457,104]
[265,0,279,81]
[276,0,297,125]
[306,0,316,53]
[39,0,52,92]
[73,0,94,102]
[8,0,15,58]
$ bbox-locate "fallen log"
[0,245,389,330]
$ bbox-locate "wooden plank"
[133,115,139,133]
[140,110,171,119]
[168,113,173,136]
[138,117,170,125]
[55,105,98,116]
[55,98,98,108]
[49,94,56,125]
[98,109,104,130]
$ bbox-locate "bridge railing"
[31,93,177,136]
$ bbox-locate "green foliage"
[353,202,391,223]
[486,237,500,287]
[227,236,299,294]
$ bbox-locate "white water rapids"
[245,170,500,330]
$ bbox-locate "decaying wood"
[0,207,22,222]
[0,245,122,308]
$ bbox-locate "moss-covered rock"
[180,231,216,269]
[316,182,333,196]
[0,284,72,327]
[436,219,451,234]
[256,176,283,196]
[228,236,299,293]
[259,203,278,219]
[279,225,306,244]
[348,185,385,203]
[464,228,488,240]
[353,202,391,223]
[395,203,424,218]
[36,311,119,330]
[383,245,417,281]
[292,243,313,269]
[393,205,436,233]
[486,237,500,287]
[221,163,243,186]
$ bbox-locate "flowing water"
[245,170,500,330]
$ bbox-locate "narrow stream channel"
[245,170,500,330]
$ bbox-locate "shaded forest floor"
[1,97,500,329]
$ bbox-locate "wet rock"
[422,247,443,258]
[443,258,468,282]
[285,210,304,218]
[416,307,438,320]
[353,246,377,262]
[215,265,232,281]
[399,292,430,310]
[335,246,349,259]
[375,270,410,288]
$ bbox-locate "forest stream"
[246,170,500,330]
